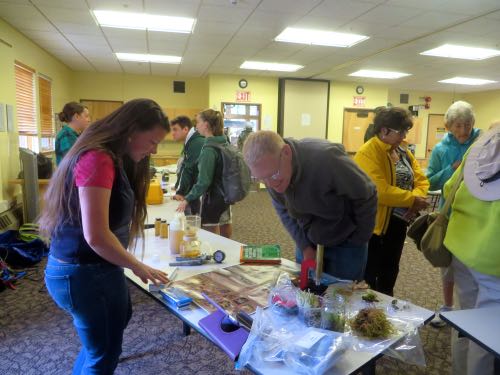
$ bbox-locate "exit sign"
[236,91,251,102]
[353,96,366,107]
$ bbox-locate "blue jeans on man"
[295,240,368,282]
[45,256,132,374]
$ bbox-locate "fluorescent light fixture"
[438,77,497,85]
[116,53,182,64]
[349,69,411,79]
[240,61,303,72]
[420,44,500,60]
[275,27,368,47]
[93,10,195,33]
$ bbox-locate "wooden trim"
[14,60,35,73]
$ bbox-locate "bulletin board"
[278,78,330,139]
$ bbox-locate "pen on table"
[201,292,239,325]
[166,267,178,287]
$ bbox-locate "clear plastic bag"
[344,291,427,367]
[236,307,348,375]
[268,272,299,316]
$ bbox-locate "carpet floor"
[0,191,451,374]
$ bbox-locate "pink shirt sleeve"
[74,150,115,189]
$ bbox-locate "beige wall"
[463,89,500,130]
[0,18,72,203]
[388,89,461,158]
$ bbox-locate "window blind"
[14,63,37,135]
[38,75,54,136]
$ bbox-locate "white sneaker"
[430,305,453,328]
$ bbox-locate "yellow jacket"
[354,136,429,235]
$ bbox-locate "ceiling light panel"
[438,77,497,85]
[420,44,500,60]
[115,53,182,64]
[349,69,411,79]
[275,27,369,47]
[240,61,303,72]
[93,10,195,33]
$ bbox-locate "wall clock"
[239,79,248,89]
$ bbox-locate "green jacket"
[175,131,205,196]
[184,135,227,203]
[443,156,500,276]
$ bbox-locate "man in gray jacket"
[243,131,377,281]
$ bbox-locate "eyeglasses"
[252,151,283,182]
[388,128,409,136]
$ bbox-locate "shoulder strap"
[440,166,465,218]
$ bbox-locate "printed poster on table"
[173,263,298,316]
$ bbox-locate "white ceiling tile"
[120,60,151,74]
[144,0,200,17]
[307,0,376,22]
[197,3,253,23]
[86,0,144,12]
[257,0,322,14]
[38,6,95,25]
[150,63,180,76]
[194,20,240,35]
[54,22,102,35]
[32,0,89,10]
[357,4,426,26]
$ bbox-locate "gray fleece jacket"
[268,138,377,250]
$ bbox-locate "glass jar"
[180,234,201,258]
[321,293,346,332]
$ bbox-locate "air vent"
[173,81,185,93]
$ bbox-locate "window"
[221,103,261,146]
[14,62,38,153]
[39,75,55,151]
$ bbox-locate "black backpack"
[204,143,251,205]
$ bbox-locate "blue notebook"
[198,310,249,361]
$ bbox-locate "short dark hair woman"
[55,102,91,165]
[354,107,430,296]
[39,98,171,373]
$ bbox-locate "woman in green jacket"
[444,126,500,375]
[177,109,232,238]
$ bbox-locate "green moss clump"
[349,308,395,339]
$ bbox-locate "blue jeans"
[45,256,132,374]
[295,241,368,281]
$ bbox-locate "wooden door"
[426,114,445,158]
[342,108,375,153]
[405,116,422,145]
[80,100,123,123]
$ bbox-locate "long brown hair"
[39,98,169,248]
[199,109,224,136]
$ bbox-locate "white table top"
[125,201,434,374]
[441,307,500,358]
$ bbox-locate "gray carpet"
[0,191,451,374]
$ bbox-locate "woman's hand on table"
[132,262,169,285]
[176,200,188,212]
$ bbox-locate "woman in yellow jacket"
[354,107,429,296]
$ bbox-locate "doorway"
[426,114,445,158]
[221,103,261,146]
[342,108,375,153]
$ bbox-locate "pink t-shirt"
[74,150,115,189]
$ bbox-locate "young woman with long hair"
[39,98,170,374]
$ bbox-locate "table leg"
[359,359,376,375]
[183,321,191,336]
